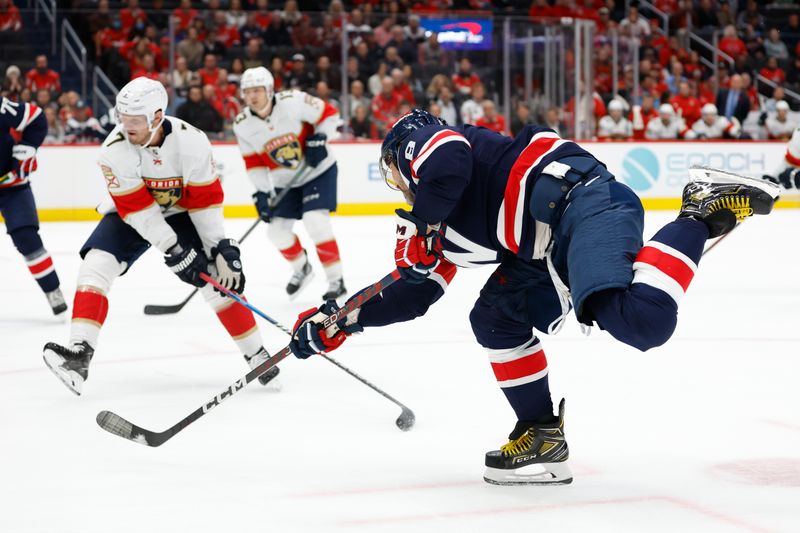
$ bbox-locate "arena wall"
[15,141,800,222]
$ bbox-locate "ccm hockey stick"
[199,272,415,431]
[143,164,314,316]
[96,270,402,447]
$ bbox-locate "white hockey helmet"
[115,77,168,128]
[240,66,275,99]
[658,103,675,116]
[701,103,718,117]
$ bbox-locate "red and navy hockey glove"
[394,208,442,284]
[290,300,363,359]
[12,144,38,181]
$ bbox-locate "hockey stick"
[199,272,415,431]
[143,219,261,315]
[96,270,401,447]
[702,222,740,256]
[142,165,314,315]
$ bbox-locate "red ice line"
[335,495,776,532]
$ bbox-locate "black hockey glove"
[777,167,800,189]
[253,191,274,222]
[164,243,209,287]
[211,239,245,294]
[304,133,328,167]
[290,300,363,359]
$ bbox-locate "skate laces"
[501,432,534,456]
[708,195,752,221]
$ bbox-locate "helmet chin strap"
[142,114,165,148]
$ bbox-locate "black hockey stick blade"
[396,406,415,431]
[143,289,198,315]
[96,346,292,446]
[96,410,171,447]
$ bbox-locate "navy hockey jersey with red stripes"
[396,124,598,267]
[1,97,46,187]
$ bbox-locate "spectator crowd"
[1,0,799,144]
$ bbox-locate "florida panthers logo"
[144,177,183,209]
[264,134,303,169]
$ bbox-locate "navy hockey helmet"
[379,108,445,190]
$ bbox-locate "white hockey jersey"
[98,117,225,254]
[685,116,740,139]
[771,126,800,176]
[765,116,797,140]
[232,90,340,192]
[645,117,688,139]
[597,115,633,139]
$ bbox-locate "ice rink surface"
[1,211,799,533]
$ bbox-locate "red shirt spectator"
[25,56,61,93]
[759,65,786,85]
[216,24,241,48]
[393,81,416,106]
[120,39,163,73]
[0,0,22,31]
[476,114,508,135]
[198,55,221,87]
[97,25,128,50]
[371,80,404,128]
[670,93,702,126]
[630,102,659,140]
[120,0,147,33]
[719,36,747,59]
[130,68,159,81]
[172,0,198,32]
[452,58,481,96]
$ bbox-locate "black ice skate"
[244,347,281,388]
[286,257,314,300]
[42,341,94,396]
[679,166,781,238]
[322,278,347,300]
[45,288,68,317]
[484,399,572,485]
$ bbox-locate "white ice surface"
[1,212,799,533]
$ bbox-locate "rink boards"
[11,140,800,222]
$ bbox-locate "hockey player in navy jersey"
[0,96,66,316]
[290,109,780,485]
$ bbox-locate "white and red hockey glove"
[12,144,38,181]
[394,208,442,284]
[290,300,363,359]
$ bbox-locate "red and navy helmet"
[379,108,445,188]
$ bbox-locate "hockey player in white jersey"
[42,77,279,395]
[763,114,800,189]
[233,67,347,300]
[685,103,741,140]
[765,100,796,141]
[645,104,689,139]
[596,99,633,141]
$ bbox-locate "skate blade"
[288,271,315,301]
[483,462,573,486]
[688,165,781,200]
[42,350,83,396]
